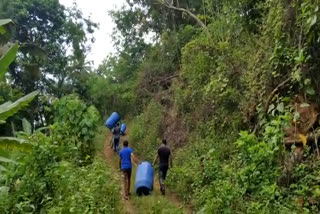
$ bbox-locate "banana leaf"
[0,90,39,121]
[0,43,18,78]
[0,19,14,45]
[0,137,32,152]
[0,156,18,164]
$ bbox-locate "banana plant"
[0,19,17,79]
[0,19,14,45]
[15,118,49,138]
[0,19,38,171]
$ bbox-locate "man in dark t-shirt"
[112,123,121,153]
[153,139,173,195]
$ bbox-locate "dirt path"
[103,127,192,214]
[153,176,192,213]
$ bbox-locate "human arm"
[169,152,173,168]
[131,153,139,166]
[152,154,158,166]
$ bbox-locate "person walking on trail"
[119,140,138,200]
[153,139,173,195]
[112,123,121,153]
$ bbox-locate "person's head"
[123,140,129,147]
[162,139,167,145]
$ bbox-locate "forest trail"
[103,127,192,214]
[146,156,192,213]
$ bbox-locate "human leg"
[127,169,132,196]
[116,138,120,153]
[123,170,129,199]
[110,136,113,148]
[114,138,119,153]
[159,165,168,195]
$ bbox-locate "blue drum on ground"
[135,161,154,196]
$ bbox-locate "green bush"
[168,110,320,213]
[47,158,121,214]
[93,126,108,151]
[166,132,204,203]
[129,100,164,161]
[0,130,121,213]
[0,94,122,213]
[54,94,100,163]
[85,74,137,118]
[167,122,239,205]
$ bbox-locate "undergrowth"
[129,100,164,162]
[0,95,122,213]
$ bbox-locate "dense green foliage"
[2,0,320,212]
[0,96,121,213]
[0,18,38,174]
[105,0,320,213]
[53,95,100,163]
[129,101,164,161]
[0,4,121,213]
[83,63,137,118]
[0,0,97,127]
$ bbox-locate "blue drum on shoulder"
[105,112,121,130]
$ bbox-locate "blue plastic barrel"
[135,161,154,196]
[105,112,121,130]
[120,123,127,135]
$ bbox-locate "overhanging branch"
[156,0,211,38]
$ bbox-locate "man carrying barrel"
[112,123,121,153]
[153,139,173,195]
[119,140,138,200]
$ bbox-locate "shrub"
[54,94,100,163]
[0,95,121,213]
[129,100,164,161]
[47,158,121,214]
[1,131,121,213]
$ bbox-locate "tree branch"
[264,77,291,113]
[151,74,179,86]
[156,0,211,38]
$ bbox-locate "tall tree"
[0,0,96,95]
[0,0,97,126]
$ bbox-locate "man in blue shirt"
[119,140,137,200]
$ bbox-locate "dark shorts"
[113,138,119,152]
[159,165,169,181]
[114,138,119,144]
[122,168,132,178]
